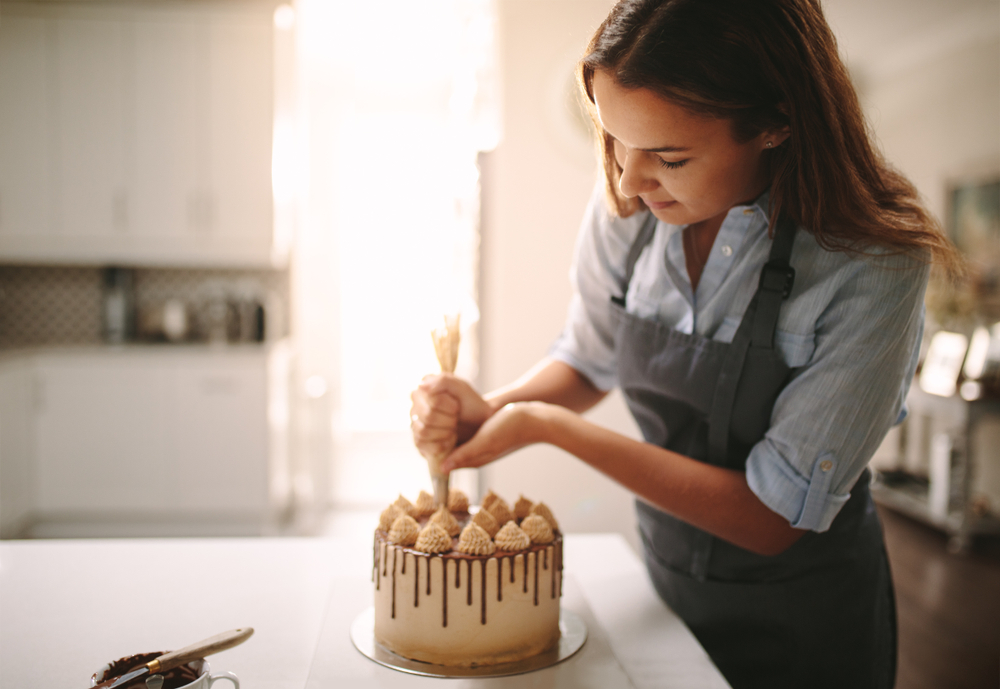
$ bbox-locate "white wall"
[479,0,642,551]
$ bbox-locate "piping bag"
[429,313,460,507]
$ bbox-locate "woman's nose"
[618,150,658,198]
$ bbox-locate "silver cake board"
[350,607,587,679]
[303,573,637,687]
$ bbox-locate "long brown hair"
[579,0,962,275]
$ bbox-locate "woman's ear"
[762,125,791,150]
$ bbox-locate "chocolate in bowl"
[91,652,202,689]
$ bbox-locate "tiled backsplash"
[0,265,290,349]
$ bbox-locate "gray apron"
[611,213,896,689]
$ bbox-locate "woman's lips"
[643,198,676,210]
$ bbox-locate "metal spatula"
[107,628,253,689]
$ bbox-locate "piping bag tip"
[431,473,450,508]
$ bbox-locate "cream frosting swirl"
[447,488,470,513]
[520,514,554,544]
[414,490,437,517]
[481,489,501,511]
[378,504,403,531]
[487,499,516,528]
[414,523,452,553]
[529,502,559,531]
[494,521,531,551]
[392,494,418,519]
[388,514,420,546]
[456,522,496,555]
[472,508,500,538]
[429,505,461,536]
[513,495,534,520]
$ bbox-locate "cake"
[372,489,563,667]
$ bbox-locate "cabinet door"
[52,15,129,240]
[34,357,178,514]
[0,361,37,538]
[132,15,203,243]
[173,357,269,514]
[0,13,52,242]
[207,15,273,252]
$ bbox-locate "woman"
[410,1,960,686]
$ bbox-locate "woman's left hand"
[439,401,550,472]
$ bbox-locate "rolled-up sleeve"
[550,185,647,391]
[746,255,929,532]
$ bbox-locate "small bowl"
[91,653,236,689]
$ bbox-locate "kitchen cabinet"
[0,358,37,539]
[0,344,292,538]
[0,2,284,268]
[0,13,51,241]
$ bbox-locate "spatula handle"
[148,628,254,673]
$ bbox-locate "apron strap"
[706,216,797,466]
[611,211,659,307]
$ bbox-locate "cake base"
[351,607,587,678]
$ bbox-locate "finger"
[411,421,454,443]
[440,436,494,472]
[410,393,459,426]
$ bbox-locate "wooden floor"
[878,505,1000,689]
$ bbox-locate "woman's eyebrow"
[642,144,691,153]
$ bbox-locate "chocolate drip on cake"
[383,541,388,577]
[401,551,407,575]
[373,535,380,588]
[456,557,461,588]
[480,560,488,624]
[392,548,397,619]
[466,560,473,606]
[533,550,539,606]
[426,556,432,595]
[551,547,556,599]
[442,559,448,628]
[414,555,419,608]
[557,540,563,598]
[543,549,548,570]
[497,557,503,602]
[509,555,515,583]
[523,553,528,593]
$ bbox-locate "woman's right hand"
[409,373,494,464]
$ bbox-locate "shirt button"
[721,245,733,257]
[820,460,833,472]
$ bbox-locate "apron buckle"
[759,261,796,298]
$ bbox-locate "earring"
[765,141,774,148]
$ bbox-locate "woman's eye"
[658,158,689,170]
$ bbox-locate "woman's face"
[591,70,786,227]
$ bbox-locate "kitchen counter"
[0,534,730,688]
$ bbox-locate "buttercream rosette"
[414,490,437,518]
[520,514,554,544]
[414,523,452,553]
[392,494,419,519]
[529,502,559,531]
[429,505,461,537]
[494,521,531,551]
[513,495,534,520]
[447,488,470,513]
[472,508,500,538]
[378,504,403,531]
[487,499,516,528]
[388,514,420,546]
[456,522,496,555]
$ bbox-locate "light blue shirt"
[551,185,929,532]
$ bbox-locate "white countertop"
[0,534,729,689]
